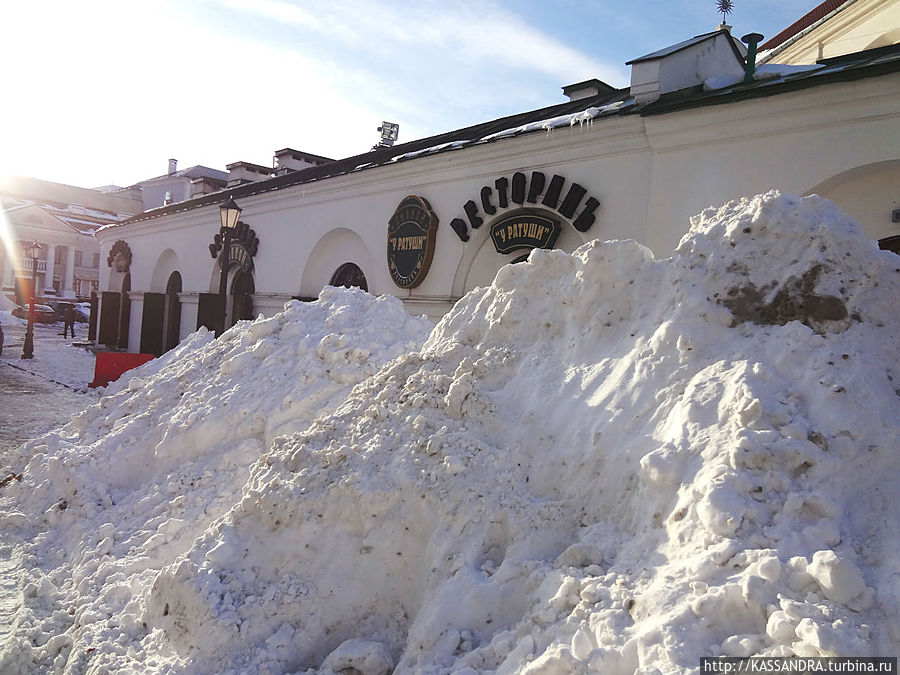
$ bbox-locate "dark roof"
[136,165,228,185]
[761,0,848,51]
[274,148,335,164]
[226,161,272,173]
[115,41,900,228]
[626,29,743,65]
[561,78,618,98]
[180,165,228,181]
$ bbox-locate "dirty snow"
[1,191,898,673]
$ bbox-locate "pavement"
[0,320,98,466]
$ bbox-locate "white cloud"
[0,0,628,187]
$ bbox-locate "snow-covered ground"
[0,318,98,464]
[0,191,898,673]
[0,317,98,391]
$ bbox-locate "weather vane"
[717,0,734,24]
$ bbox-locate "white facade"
[761,0,900,65]
[95,31,900,355]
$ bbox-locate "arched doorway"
[230,269,255,327]
[163,271,182,352]
[329,262,368,291]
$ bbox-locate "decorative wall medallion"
[387,195,438,289]
[107,240,133,273]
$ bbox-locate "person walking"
[63,304,76,339]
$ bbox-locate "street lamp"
[210,197,242,336]
[21,241,42,359]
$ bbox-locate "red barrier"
[89,352,155,388]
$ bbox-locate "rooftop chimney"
[562,78,617,101]
[741,33,765,84]
[168,158,178,176]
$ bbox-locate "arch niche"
[141,250,183,355]
[808,160,900,242]
[300,228,374,298]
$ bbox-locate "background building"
[0,176,141,305]
[760,0,900,64]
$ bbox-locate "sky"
[0,0,819,190]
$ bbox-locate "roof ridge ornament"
[717,0,734,25]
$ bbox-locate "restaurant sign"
[387,195,438,289]
[490,214,560,254]
[449,170,600,243]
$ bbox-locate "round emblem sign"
[387,195,438,289]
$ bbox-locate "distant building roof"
[760,0,850,51]
[225,161,271,173]
[137,165,228,185]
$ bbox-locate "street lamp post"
[21,242,42,359]
[210,197,242,337]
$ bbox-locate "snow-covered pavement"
[0,319,98,466]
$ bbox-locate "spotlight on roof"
[374,121,399,149]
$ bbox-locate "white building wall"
[642,74,900,254]
[97,66,900,348]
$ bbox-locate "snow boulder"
[139,191,900,672]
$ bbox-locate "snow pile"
[2,191,899,673]
[0,288,432,673]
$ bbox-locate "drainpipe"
[741,33,764,85]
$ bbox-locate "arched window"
[329,262,368,291]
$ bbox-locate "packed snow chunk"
[4,191,900,674]
[0,287,432,674]
[806,550,872,608]
[320,638,394,675]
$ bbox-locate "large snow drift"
[1,191,898,673]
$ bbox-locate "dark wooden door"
[197,293,220,333]
[99,291,120,347]
[140,292,165,356]
[117,274,131,350]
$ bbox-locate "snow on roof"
[704,62,825,91]
[626,29,742,64]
